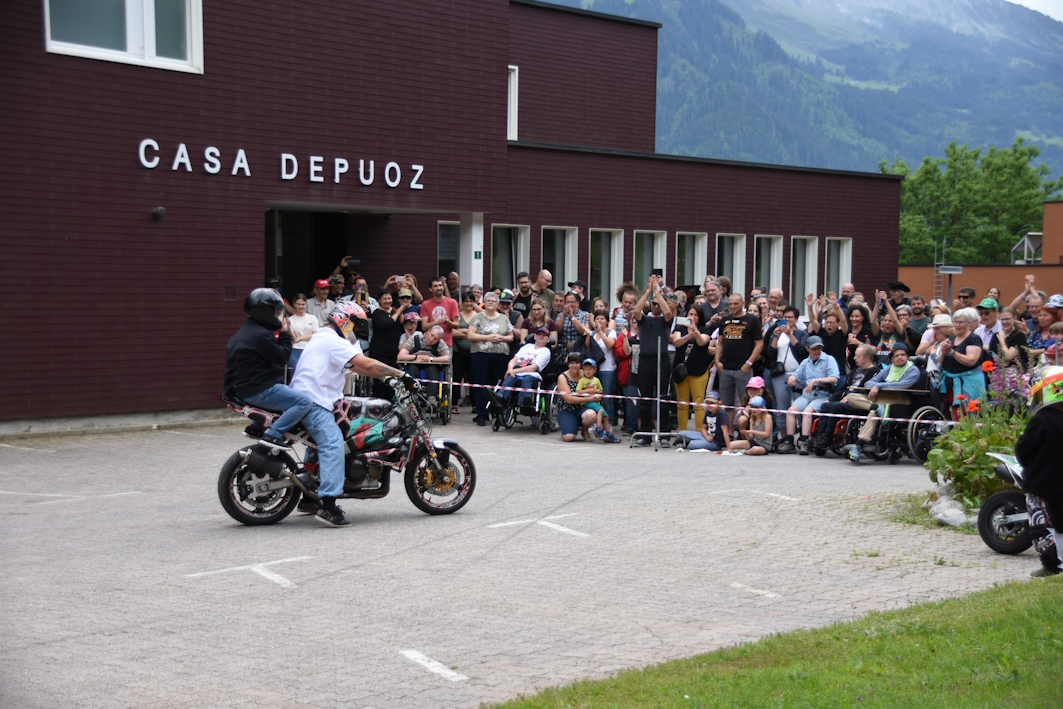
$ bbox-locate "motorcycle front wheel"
[217,447,302,526]
[404,442,476,515]
[977,490,1031,554]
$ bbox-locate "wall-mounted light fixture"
[152,206,167,220]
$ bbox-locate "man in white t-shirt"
[498,328,553,409]
[290,302,413,527]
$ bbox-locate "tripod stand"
[630,330,679,451]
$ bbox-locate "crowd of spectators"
[268,260,1063,456]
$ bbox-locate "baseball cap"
[314,279,330,289]
[567,279,587,290]
[397,288,413,298]
[328,274,344,285]
[749,395,766,408]
[746,376,766,389]
[500,289,515,302]
[806,335,824,348]
[402,312,419,323]
[1047,294,1063,309]
[706,391,721,401]
[977,298,999,310]
[535,326,550,335]
[582,358,598,368]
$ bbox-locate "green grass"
[492,579,1063,708]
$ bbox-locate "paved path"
[0,418,1033,708]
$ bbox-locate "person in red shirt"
[420,276,460,347]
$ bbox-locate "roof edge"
[508,141,904,180]
[510,0,662,29]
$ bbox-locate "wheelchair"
[485,347,561,435]
[823,357,948,464]
[401,362,453,426]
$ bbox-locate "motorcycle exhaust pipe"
[240,447,313,497]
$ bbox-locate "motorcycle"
[977,452,1059,570]
[218,381,476,525]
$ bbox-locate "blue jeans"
[500,374,540,407]
[287,348,303,370]
[622,382,639,430]
[678,431,719,450]
[302,403,345,499]
[598,369,616,422]
[245,384,313,439]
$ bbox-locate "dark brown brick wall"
[502,145,900,300]
[508,1,658,152]
[0,0,509,420]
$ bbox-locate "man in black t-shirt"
[632,277,675,444]
[715,293,764,410]
[512,271,535,320]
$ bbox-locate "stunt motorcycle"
[978,452,1057,568]
[218,380,475,525]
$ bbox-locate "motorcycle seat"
[221,392,285,414]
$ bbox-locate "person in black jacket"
[224,288,313,448]
[1016,365,1063,577]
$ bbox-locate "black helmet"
[244,288,284,329]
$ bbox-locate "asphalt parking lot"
[0,417,1034,708]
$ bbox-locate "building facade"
[0,0,900,420]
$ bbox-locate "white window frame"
[489,223,530,290]
[823,237,852,297]
[588,229,624,302]
[675,232,708,287]
[790,236,819,319]
[44,0,204,74]
[632,230,667,285]
[715,233,746,298]
[507,65,519,141]
[540,226,578,290]
[753,234,784,294]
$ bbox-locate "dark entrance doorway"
[264,209,390,300]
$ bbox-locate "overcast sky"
[1007,0,1063,22]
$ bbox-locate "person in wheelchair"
[396,325,451,399]
[848,343,920,462]
[496,326,554,414]
[776,336,840,454]
[810,344,880,452]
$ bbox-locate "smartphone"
[396,275,407,284]
[650,268,664,278]
[675,316,690,327]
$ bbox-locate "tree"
[880,138,1063,264]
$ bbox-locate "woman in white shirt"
[287,294,319,372]
[586,312,617,423]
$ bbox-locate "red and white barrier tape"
[418,378,959,427]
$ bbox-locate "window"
[437,222,460,280]
[541,227,577,289]
[715,233,746,297]
[824,238,852,296]
[490,224,529,290]
[676,233,708,287]
[589,229,624,301]
[45,0,203,73]
[753,235,783,294]
[507,65,519,141]
[790,236,819,318]
[633,231,666,286]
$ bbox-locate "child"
[1015,365,1063,576]
[677,391,732,451]
[730,396,773,455]
[1043,322,1063,365]
[577,358,620,443]
[734,376,771,436]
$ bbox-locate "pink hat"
[746,376,766,389]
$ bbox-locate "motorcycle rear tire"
[977,490,1031,554]
[217,447,302,526]
[404,442,476,515]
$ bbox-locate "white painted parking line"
[186,556,312,588]
[98,491,142,498]
[705,489,798,501]
[0,443,56,453]
[400,650,468,682]
[731,582,779,598]
[0,490,78,498]
[487,513,588,536]
[161,430,215,438]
